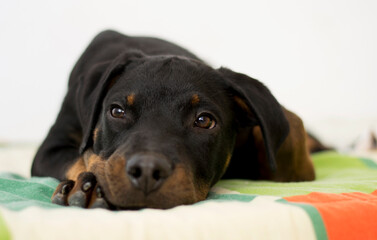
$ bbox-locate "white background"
[1,0,377,149]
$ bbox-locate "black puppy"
[32,30,315,209]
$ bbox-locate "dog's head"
[75,50,289,209]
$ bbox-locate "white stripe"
[1,199,316,240]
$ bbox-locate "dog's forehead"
[108,56,226,104]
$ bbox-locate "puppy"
[32,30,315,209]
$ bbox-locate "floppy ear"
[219,68,290,171]
[76,50,144,154]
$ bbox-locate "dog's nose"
[126,154,172,195]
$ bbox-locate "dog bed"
[1,150,377,240]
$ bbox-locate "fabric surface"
[286,191,377,240]
[0,151,377,240]
[217,151,377,196]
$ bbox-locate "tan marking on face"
[102,154,129,202]
[191,94,200,105]
[127,93,135,106]
[74,150,211,209]
[99,153,210,208]
[149,164,210,207]
[66,157,87,181]
[93,127,99,142]
[82,151,105,172]
[193,178,211,202]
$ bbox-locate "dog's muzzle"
[126,153,173,195]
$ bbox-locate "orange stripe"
[285,191,377,240]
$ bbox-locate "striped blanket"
[1,151,377,240]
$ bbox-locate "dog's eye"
[194,114,216,129]
[110,106,126,119]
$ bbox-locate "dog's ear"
[219,68,290,171]
[76,50,144,154]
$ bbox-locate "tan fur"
[191,94,200,105]
[93,127,99,142]
[64,150,200,208]
[156,164,209,204]
[251,108,315,181]
[102,155,203,208]
[83,151,105,172]
[127,93,135,106]
[65,151,105,181]
[66,158,86,180]
[274,108,315,181]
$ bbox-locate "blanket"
[1,151,377,240]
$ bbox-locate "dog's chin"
[113,201,187,211]
[100,185,203,210]
[97,170,209,209]
[94,173,208,210]
[114,203,179,211]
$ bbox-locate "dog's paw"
[51,172,112,209]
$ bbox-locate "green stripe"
[206,193,257,202]
[196,193,256,206]
[360,158,377,169]
[277,199,328,240]
[216,152,377,197]
[0,212,11,240]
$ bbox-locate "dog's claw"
[82,182,92,192]
[51,172,111,209]
[61,182,74,194]
[51,180,75,206]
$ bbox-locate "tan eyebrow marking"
[191,94,200,105]
[127,93,135,106]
